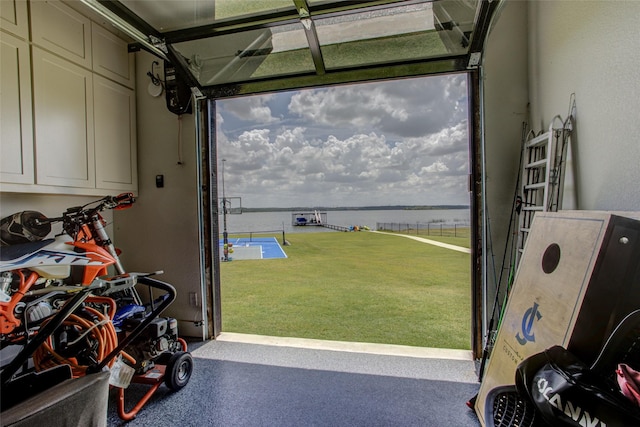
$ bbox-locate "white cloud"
[288,87,410,130]
[217,75,469,207]
[288,74,467,138]
[422,161,450,173]
[222,95,277,123]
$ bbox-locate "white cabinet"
[0,0,29,40]
[0,32,33,184]
[32,47,95,188]
[30,0,92,69]
[94,75,137,191]
[92,23,135,89]
[0,1,138,195]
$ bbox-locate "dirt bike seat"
[0,239,55,261]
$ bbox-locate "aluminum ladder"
[516,115,571,265]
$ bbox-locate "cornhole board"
[475,211,640,426]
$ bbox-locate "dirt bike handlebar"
[34,193,136,227]
[69,192,136,214]
[106,192,136,210]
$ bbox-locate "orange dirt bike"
[0,194,192,418]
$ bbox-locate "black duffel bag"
[515,345,640,427]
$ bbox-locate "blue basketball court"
[220,237,287,260]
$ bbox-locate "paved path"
[213,332,473,362]
[371,230,471,254]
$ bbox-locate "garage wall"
[479,1,528,329]
[114,50,205,337]
[479,0,640,346]
[527,1,640,211]
[481,0,640,278]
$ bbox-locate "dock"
[321,224,369,232]
[320,223,351,232]
[292,211,368,232]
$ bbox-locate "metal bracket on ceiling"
[149,35,168,54]
[79,0,168,61]
[467,52,482,69]
[81,0,201,92]
[293,0,326,75]
[466,0,503,64]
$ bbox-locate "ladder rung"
[522,206,544,212]
[525,182,547,189]
[526,132,551,148]
[525,159,548,168]
[520,228,530,233]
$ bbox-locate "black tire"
[165,351,193,391]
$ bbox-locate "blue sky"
[216,74,469,208]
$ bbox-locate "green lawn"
[214,0,291,19]
[221,231,471,349]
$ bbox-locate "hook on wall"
[147,61,164,97]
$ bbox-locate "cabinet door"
[30,0,92,69]
[0,0,29,40]
[92,23,135,89]
[32,48,95,188]
[94,75,138,191]
[0,32,33,184]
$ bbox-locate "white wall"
[483,0,529,231]
[527,0,640,211]
[114,50,205,337]
[479,0,640,343]
[482,0,640,269]
[480,1,529,313]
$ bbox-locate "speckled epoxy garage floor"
[107,334,481,427]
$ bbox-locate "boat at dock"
[292,211,327,226]
[291,211,370,232]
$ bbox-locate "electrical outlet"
[189,292,199,307]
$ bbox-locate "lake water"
[220,209,470,234]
